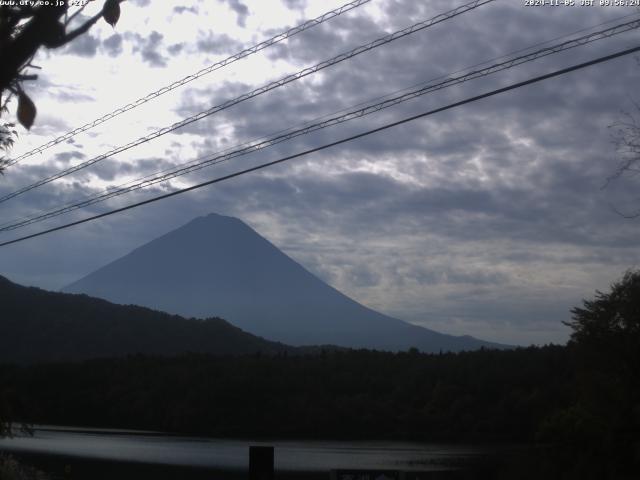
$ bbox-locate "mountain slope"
[64,213,506,352]
[0,275,288,363]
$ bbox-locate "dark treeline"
[1,346,572,442]
[1,343,638,479]
[0,275,291,363]
[3,342,639,479]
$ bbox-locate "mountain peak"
[177,212,244,230]
[64,215,506,352]
[199,212,241,223]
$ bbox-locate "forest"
[0,275,291,363]
[0,272,638,479]
[0,342,635,479]
[0,346,570,441]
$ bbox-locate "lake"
[0,425,498,478]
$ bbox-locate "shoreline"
[2,451,330,480]
[2,450,501,480]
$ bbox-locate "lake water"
[0,425,489,473]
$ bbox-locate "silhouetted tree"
[567,269,640,382]
[608,97,640,217]
[0,0,124,173]
[544,269,640,477]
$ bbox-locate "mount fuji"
[64,213,506,352]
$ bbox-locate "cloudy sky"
[1,0,639,345]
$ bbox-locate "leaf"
[42,21,66,48]
[17,93,36,130]
[103,0,121,27]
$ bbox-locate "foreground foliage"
[0,455,48,480]
[539,269,640,479]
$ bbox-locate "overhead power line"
[2,16,638,233]
[1,44,638,249]
[6,0,373,167]
[0,0,495,205]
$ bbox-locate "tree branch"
[56,9,103,46]
[49,0,126,48]
[65,4,90,26]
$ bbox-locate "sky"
[1,0,639,345]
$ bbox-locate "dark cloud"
[143,31,167,67]
[173,6,199,15]
[86,157,179,182]
[167,43,185,56]
[63,32,100,57]
[281,0,307,10]
[195,32,244,55]
[54,151,85,165]
[102,33,123,57]
[219,0,250,28]
[127,31,167,67]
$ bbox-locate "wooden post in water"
[249,445,274,480]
